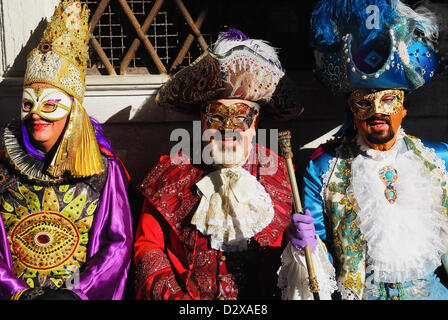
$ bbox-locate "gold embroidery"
[42,187,60,212]
[326,149,366,298]
[24,0,89,102]
[343,272,364,295]
[1,183,95,287]
[18,183,41,214]
[326,134,448,299]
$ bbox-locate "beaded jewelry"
[379,165,399,204]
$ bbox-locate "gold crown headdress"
[23,0,104,178]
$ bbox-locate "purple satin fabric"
[89,117,114,153]
[0,157,133,300]
[0,212,28,299]
[72,157,133,300]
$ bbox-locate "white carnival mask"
[21,86,72,121]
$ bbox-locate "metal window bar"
[82,0,215,75]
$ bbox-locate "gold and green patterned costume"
[0,122,107,290]
[303,131,448,300]
[0,0,133,301]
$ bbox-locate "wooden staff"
[278,130,320,300]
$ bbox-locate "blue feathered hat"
[311,0,445,95]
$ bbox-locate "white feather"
[395,0,439,42]
[212,33,282,69]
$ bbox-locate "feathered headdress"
[156,29,303,120]
[311,0,444,95]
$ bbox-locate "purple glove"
[288,209,317,253]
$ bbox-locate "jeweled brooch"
[38,40,53,54]
[379,165,398,204]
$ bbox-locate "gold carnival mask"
[204,103,258,131]
[21,86,72,121]
[349,89,404,120]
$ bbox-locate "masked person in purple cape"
[134,29,303,300]
[278,0,448,300]
[0,0,133,300]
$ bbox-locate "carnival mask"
[349,89,404,120]
[21,86,72,121]
[203,102,258,131]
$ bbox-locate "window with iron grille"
[83,0,217,76]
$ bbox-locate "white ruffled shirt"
[349,128,447,284]
[191,166,275,252]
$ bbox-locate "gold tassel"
[47,99,104,178]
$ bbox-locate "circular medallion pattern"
[11,212,80,270]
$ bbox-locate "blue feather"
[310,0,401,48]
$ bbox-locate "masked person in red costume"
[134,29,302,300]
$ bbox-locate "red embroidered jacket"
[134,144,293,300]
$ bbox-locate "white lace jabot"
[191,166,275,252]
[349,128,447,283]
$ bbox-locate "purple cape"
[0,157,133,300]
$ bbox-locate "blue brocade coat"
[303,131,448,300]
